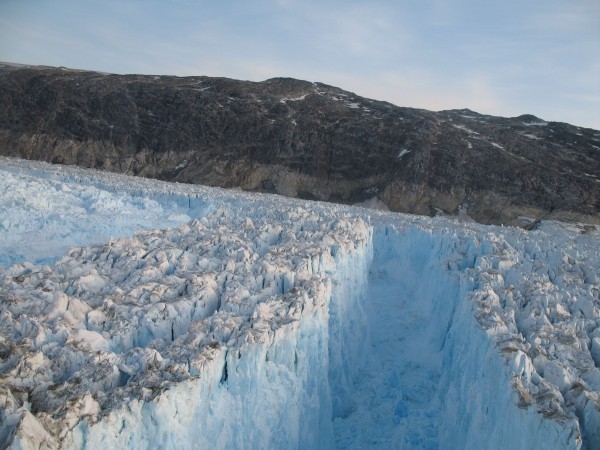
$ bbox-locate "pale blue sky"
[1,0,599,129]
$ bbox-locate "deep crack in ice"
[0,157,599,449]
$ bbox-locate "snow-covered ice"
[0,157,598,449]
[0,164,208,267]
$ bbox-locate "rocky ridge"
[0,63,598,225]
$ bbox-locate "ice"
[334,227,454,448]
[0,156,598,449]
[0,164,209,267]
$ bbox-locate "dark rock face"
[0,63,598,225]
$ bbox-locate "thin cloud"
[0,0,598,128]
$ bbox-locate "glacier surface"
[0,156,599,449]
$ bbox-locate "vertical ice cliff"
[426,228,589,449]
[333,221,598,449]
[0,200,373,449]
[0,157,598,449]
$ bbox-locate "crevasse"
[52,226,585,449]
[368,225,582,449]
[1,158,598,449]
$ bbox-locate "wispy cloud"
[0,0,598,128]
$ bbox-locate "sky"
[1,0,599,129]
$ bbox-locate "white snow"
[523,121,548,127]
[174,160,188,170]
[397,149,411,159]
[452,124,479,135]
[187,82,211,92]
[0,156,598,449]
[521,133,542,140]
[280,94,308,103]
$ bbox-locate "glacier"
[0,156,599,449]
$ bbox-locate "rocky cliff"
[0,63,598,225]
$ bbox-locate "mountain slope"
[0,63,598,225]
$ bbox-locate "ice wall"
[67,220,373,450]
[366,223,592,449]
[438,275,580,450]
[67,287,335,450]
[0,203,373,449]
[327,231,373,420]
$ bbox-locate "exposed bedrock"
[0,64,598,226]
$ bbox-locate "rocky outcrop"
[0,63,598,225]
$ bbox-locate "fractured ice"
[0,157,598,449]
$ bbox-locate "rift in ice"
[0,156,599,449]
